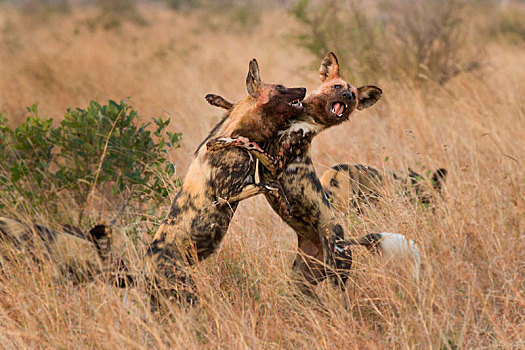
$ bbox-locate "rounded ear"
[357,85,382,110]
[319,52,340,82]
[246,58,262,97]
[205,94,234,110]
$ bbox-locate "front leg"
[207,137,282,175]
[214,182,291,217]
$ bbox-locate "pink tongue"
[333,102,344,115]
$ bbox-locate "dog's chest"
[262,139,330,236]
[207,147,255,198]
[282,151,328,213]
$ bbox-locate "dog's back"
[321,164,448,212]
[320,164,384,212]
[0,217,106,282]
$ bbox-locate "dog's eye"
[334,84,342,90]
[276,85,285,92]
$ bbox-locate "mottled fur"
[146,59,305,305]
[320,164,447,212]
[206,53,382,297]
[0,217,116,284]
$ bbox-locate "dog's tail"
[431,168,448,191]
[347,232,421,281]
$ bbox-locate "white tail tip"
[376,233,421,281]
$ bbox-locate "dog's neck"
[278,113,324,140]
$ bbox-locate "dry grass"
[0,3,524,349]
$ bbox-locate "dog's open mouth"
[289,99,303,109]
[331,101,348,117]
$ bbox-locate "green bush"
[0,100,181,225]
[19,0,70,14]
[292,0,382,82]
[194,0,263,32]
[0,106,57,211]
[488,8,525,45]
[92,0,146,30]
[164,0,201,10]
[292,0,482,84]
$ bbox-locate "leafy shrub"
[194,0,263,32]
[19,0,70,14]
[379,0,481,83]
[164,0,201,10]
[0,105,57,211]
[292,0,482,84]
[0,100,181,225]
[293,0,382,82]
[488,7,525,45]
[93,0,146,30]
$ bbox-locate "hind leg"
[147,244,199,309]
[293,228,352,298]
[291,236,326,300]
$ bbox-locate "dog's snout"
[342,91,353,100]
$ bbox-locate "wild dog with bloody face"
[206,53,389,297]
[146,59,305,305]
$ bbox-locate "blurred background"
[0,1,524,348]
[1,0,524,165]
[1,0,524,169]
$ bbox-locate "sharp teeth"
[290,99,303,107]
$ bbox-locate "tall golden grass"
[0,3,524,349]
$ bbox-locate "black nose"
[342,91,353,100]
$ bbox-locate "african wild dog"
[145,59,306,305]
[205,52,402,298]
[0,217,121,283]
[320,164,447,213]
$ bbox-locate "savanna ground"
[0,0,524,348]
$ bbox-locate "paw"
[333,239,352,271]
[235,137,264,153]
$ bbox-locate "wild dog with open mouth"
[205,53,401,298]
[321,164,447,213]
[146,59,306,306]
